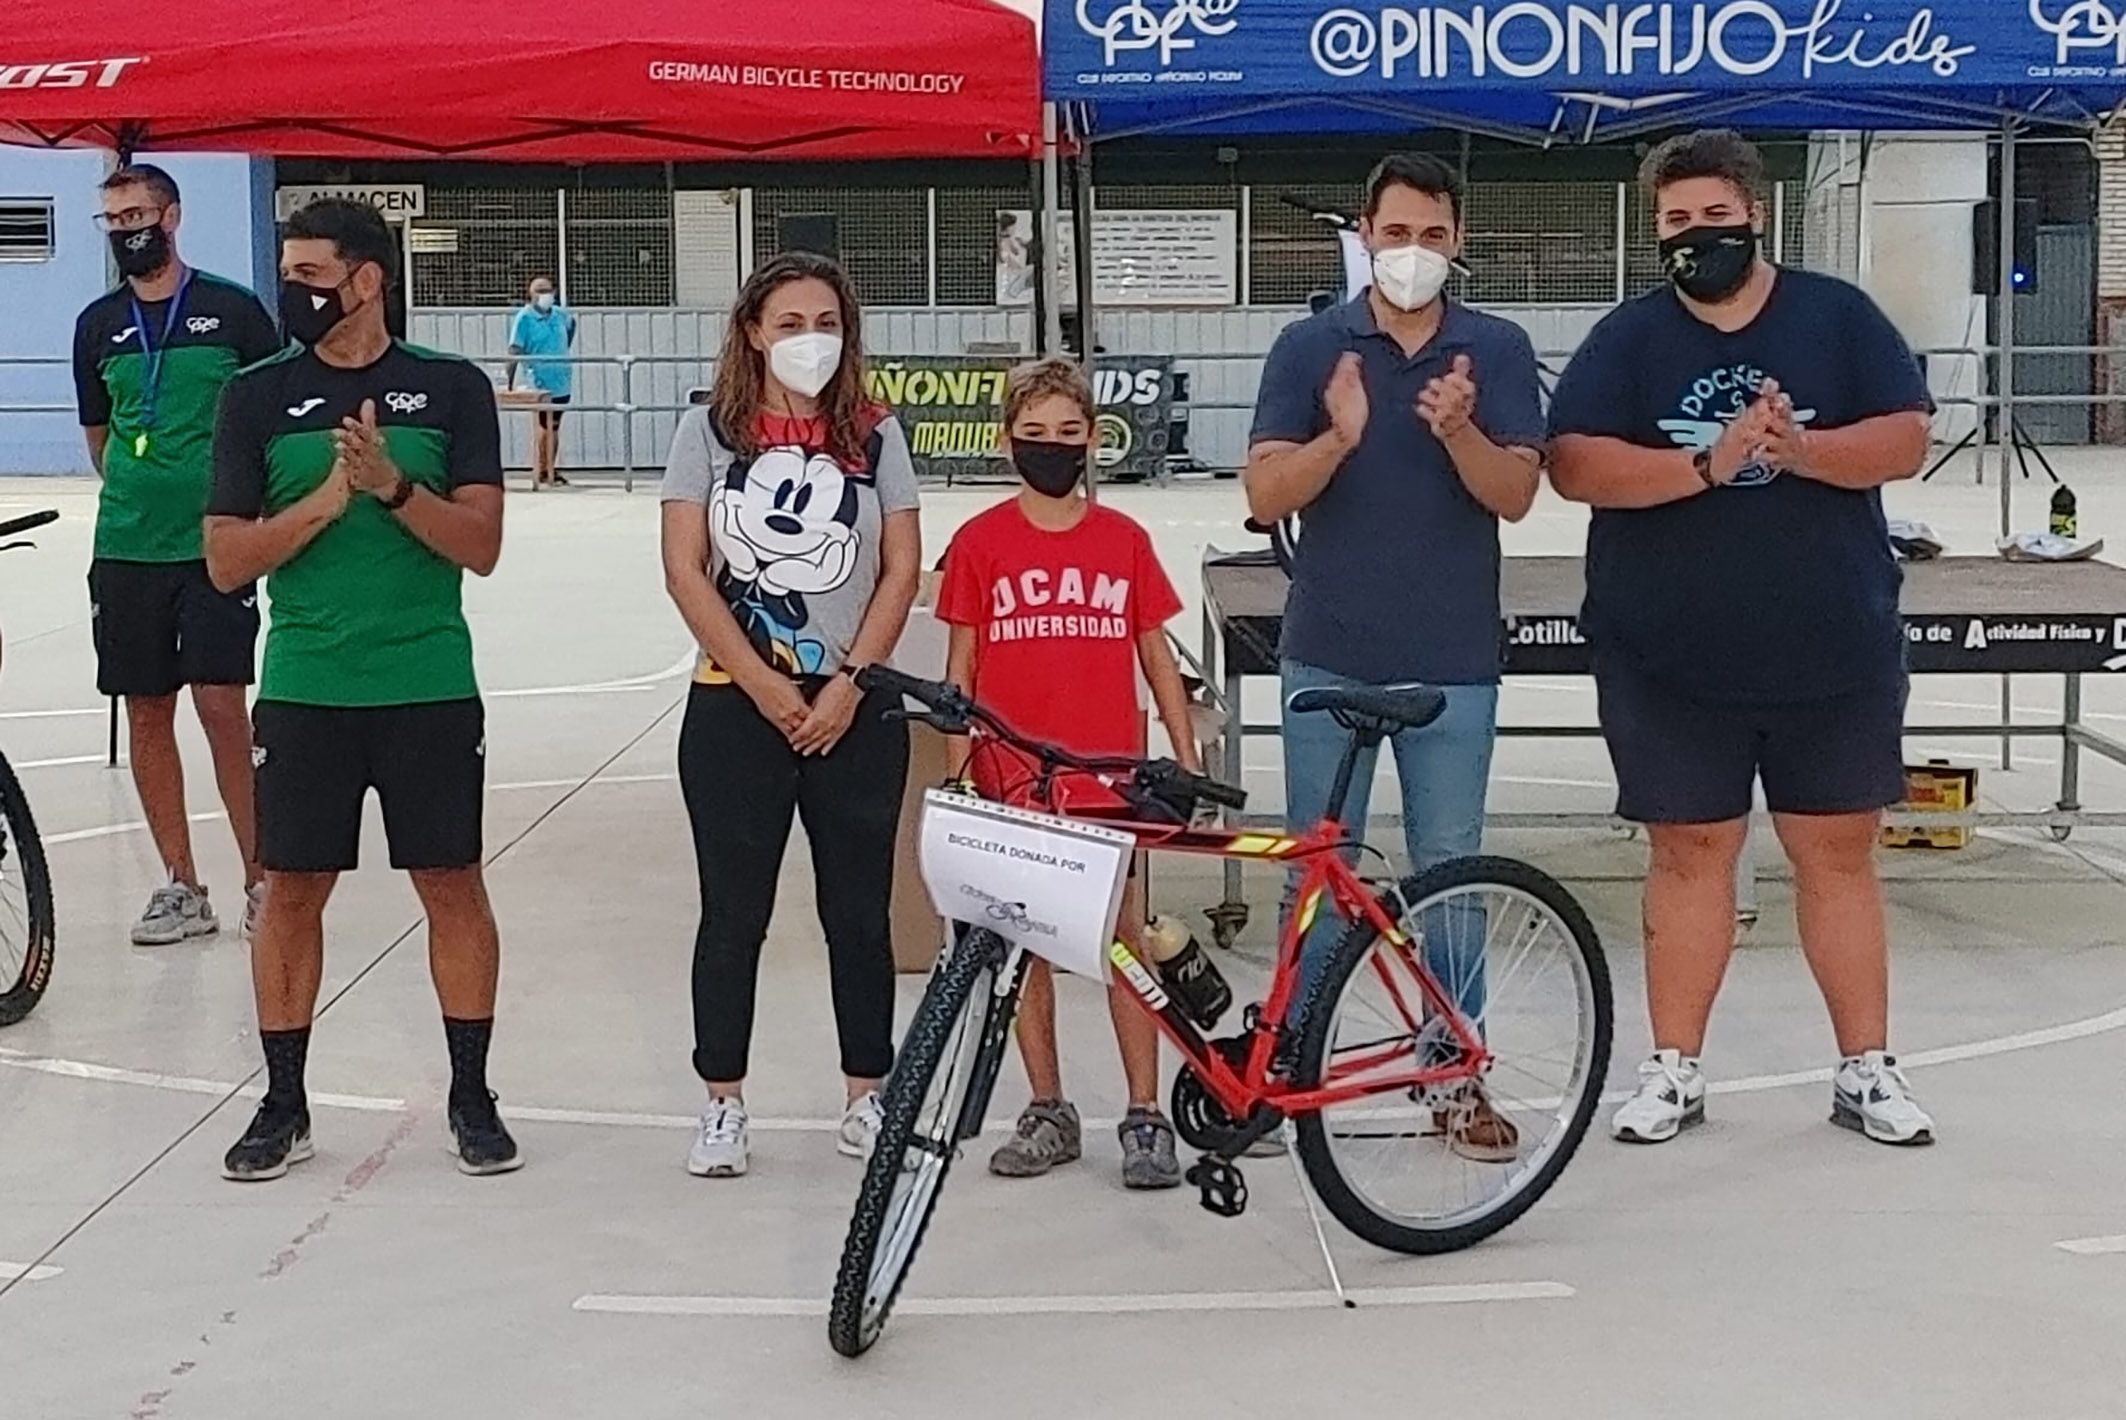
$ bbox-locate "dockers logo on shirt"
[1657,362,1816,489]
[987,567,1132,644]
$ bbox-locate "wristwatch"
[381,477,416,511]
[837,662,864,686]
[1692,449,1717,488]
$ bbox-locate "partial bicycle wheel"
[1293,856,1610,1255]
[829,927,1023,1358]
[0,752,55,1027]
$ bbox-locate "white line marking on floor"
[13,754,107,770]
[2054,1234,2126,1256]
[10,1002,2125,1134]
[0,1261,62,1282]
[46,810,224,846]
[0,706,106,721]
[1496,774,1613,791]
[0,651,695,723]
[572,1281,1574,1319]
[481,650,697,700]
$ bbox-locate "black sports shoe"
[222,1100,313,1182]
[448,1092,524,1176]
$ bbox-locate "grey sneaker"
[131,880,218,946]
[989,1100,1081,1178]
[241,882,266,941]
[1119,1107,1183,1190]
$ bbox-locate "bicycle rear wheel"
[0,753,55,1027]
[1293,856,1609,1255]
[828,928,1023,1358]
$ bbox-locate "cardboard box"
[890,573,952,973]
[1882,760,1978,850]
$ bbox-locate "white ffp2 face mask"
[768,331,844,399]
[1371,243,1453,312]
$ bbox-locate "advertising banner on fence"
[916,790,1132,979]
[996,209,1238,307]
[865,356,1174,481]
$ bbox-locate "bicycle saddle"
[1287,683,1447,732]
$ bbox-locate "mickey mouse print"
[662,407,922,683]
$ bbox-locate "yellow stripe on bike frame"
[1297,889,1322,936]
[1228,834,1298,858]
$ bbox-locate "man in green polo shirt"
[204,198,514,1182]
[73,164,282,947]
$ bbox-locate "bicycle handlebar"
[0,510,58,541]
[854,664,1248,819]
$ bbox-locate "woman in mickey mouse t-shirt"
[660,253,921,1180]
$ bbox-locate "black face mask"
[1659,224,1759,304]
[280,279,352,347]
[1011,439,1087,497]
[110,223,171,280]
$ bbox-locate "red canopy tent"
[0,0,1037,161]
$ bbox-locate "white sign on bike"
[916,790,1132,980]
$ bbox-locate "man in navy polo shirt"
[1245,153,1544,1163]
[1549,129,1935,1150]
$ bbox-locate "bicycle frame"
[996,741,1492,1137]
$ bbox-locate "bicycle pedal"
[1185,1156,1248,1218]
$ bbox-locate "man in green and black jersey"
[205,198,515,1182]
[73,164,282,947]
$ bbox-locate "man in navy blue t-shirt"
[1246,153,1545,1164]
[1550,129,1936,1149]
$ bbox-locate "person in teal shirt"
[506,276,576,488]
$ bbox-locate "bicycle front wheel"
[1293,856,1610,1255]
[0,753,55,1027]
[828,928,1023,1358]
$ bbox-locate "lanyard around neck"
[128,267,195,435]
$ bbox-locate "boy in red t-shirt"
[936,359,1201,1191]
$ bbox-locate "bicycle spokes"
[1311,879,1601,1233]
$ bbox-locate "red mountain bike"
[829,666,1611,1358]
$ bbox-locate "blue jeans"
[1280,661,1499,1024]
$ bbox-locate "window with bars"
[751,187,928,305]
[0,200,55,262]
[936,184,1035,305]
[1461,181,1620,304]
[566,187,674,306]
[408,187,559,307]
[1248,182,1365,305]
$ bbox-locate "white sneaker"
[687,1098,749,1177]
[1610,1049,1707,1144]
[838,1092,884,1159]
[131,880,219,946]
[241,882,267,941]
[1832,1051,1935,1146]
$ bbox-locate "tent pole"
[1997,119,2018,538]
[1070,117,1100,502]
[1998,119,2020,774]
[1039,102,1065,359]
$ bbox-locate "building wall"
[2095,125,2126,444]
[1850,134,1988,443]
[0,150,276,475]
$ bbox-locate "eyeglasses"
[93,205,166,233]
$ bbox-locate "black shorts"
[535,395,570,431]
[253,698,485,873]
[88,559,258,698]
[1596,658,1907,825]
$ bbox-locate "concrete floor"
[2,452,2124,1419]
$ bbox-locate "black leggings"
[679,681,907,1083]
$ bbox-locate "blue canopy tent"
[1041,0,2126,522]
